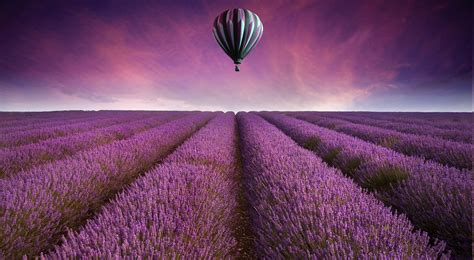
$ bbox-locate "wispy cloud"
[0,0,470,111]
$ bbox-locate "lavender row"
[0,112,152,148]
[308,112,471,143]
[0,111,125,130]
[49,113,239,258]
[0,111,95,120]
[291,112,472,169]
[237,113,445,258]
[372,112,471,124]
[164,112,238,171]
[0,115,97,134]
[261,112,471,256]
[330,112,472,131]
[0,117,97,136]
[0,111,98,127]
[0,113,184,178]
[0,112,215,258]
[0,111,157,135]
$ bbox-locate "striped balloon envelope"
[212,8,264,72]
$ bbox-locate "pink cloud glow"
[0,0,471,111]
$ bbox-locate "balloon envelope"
[213,8,264,71]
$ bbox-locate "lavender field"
[0,111,471,258]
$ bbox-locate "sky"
[0,0,471,112]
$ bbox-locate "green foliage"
[303,137,321,151]
[380,136,399,148]
[322,147,342,165]
[343,158,362,176]
[363,166,409,191]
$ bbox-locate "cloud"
[60,88,118,103]
[0,0,470,111]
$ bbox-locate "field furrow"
[335,112,471,131]
[0,116,95,134]
[0,111,101,128]
[0,113,157,148]
[0,111,158,135]
[237,112,445,258]
[0,112,185,178]
[291,112,472,169]
[0,110,470,258]
[0,112,215,258]
[303,112,471,143]
[48,112,241,257]
[261,112,471,256]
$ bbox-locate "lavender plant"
[0,112,184,177]
[291,112,472,169]
[49,113,239,258]
[0,112,153,148]
[307,112,471,143]
[238,112,446,258]
[0,112,214,258]
[262,112,471,256]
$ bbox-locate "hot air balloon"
[212,8,264,72]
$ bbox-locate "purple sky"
[0,0,471,111]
